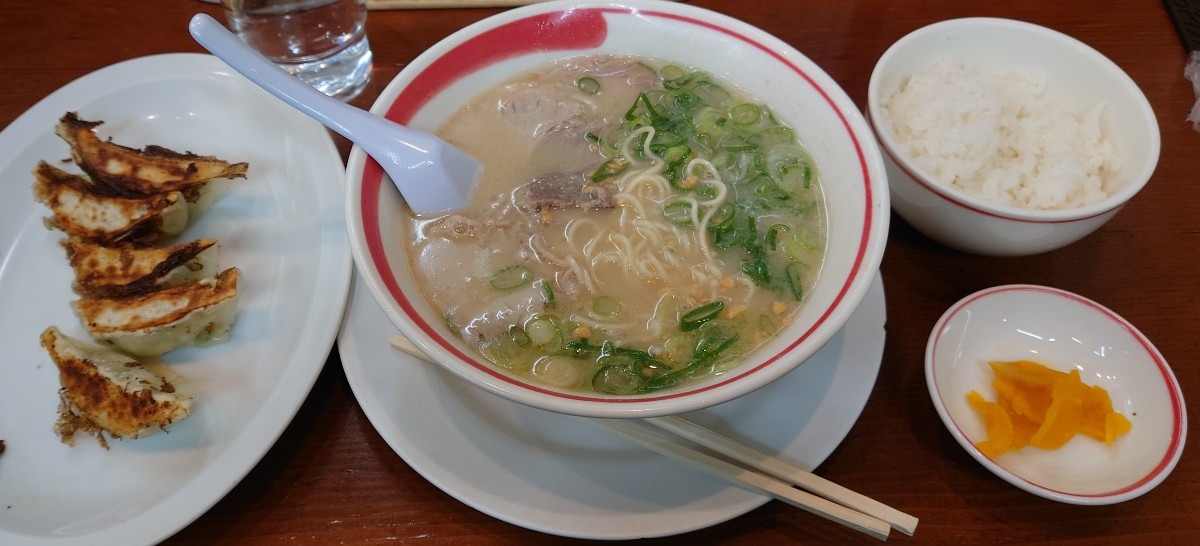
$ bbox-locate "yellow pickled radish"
[989,382,1038,450]
[1011,385,1053,423]
[992,376,1018,403]
[967,391,1013,458]
[965,360,1132,456]
[989,360,1067,388]
[1079,384,1115,442]
[1010,413,1040,451]
[1030,369,1086,450]
[1106,413,1133,445]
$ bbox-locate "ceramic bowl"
[926,284,1186,504]
[867,18,1160,256]
[344,0,889,417]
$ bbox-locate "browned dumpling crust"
[61,236,218,298]
[55,112,248,196]
[32,161,188,246]
[41,327,194,447]
[73,268,240,357]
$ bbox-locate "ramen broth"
[406,56,826,394]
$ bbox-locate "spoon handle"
[187,13,435,158]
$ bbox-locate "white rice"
[882,58,1121,210]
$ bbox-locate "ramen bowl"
[927,285,1186,504]
[867,18,1160,256]
[345,0,889,417]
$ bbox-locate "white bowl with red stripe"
[927,285,1186,504]
[867,18,1160,256]
[344,0,889,417]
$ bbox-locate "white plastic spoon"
[188,13,478,214]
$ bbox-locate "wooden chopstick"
[366,0,680,9]
[643,416,918,536]
[389,333,427,359]
[385,334,915,539]
[586,418,892,541]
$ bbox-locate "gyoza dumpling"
[32,161,188,246]
[61,236,219,298]
[41,326,194,445]
[72,268,239,357]
[55,112,249,198]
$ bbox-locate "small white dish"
[338,273,887,539]
[926,285,1186,505]
[0,53,352,544]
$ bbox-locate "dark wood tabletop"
[3,0,1197,543]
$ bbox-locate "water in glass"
[223,0,372,101]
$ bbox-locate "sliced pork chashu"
[61,236,219,298]
[41,326,194,444]
[32,161,188,246]
[73,267,239,357]
[55,112,249,197]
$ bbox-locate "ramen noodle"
[406,56,827,394]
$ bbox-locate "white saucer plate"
[339,272,887,539]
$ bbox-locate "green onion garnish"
[680,300,724,331]
[490,265,532,290]
[575,76,601,94]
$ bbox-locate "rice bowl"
[882,57,1120,211]
[867,17,1159,257]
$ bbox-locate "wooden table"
[3,0,1197,543]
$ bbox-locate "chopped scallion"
[482,332,538,371]
[525,315,563,349]
[640,332,738,391]
[707,204,736,232]
[692,80,731,107]
[590,158,629,182]
[731,103,761,125]
[663,201,693,226]
[591,295,623,318]
[508,325,531,347]
[767,224,790,251]
[592,365,642,395]
[537,279,556,310]
[490,265,532,290]
[575,76,601,94]
[784,263,806,301]
[680,300,724,331]
[660,64,687,85]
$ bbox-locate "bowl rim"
[924,284,1187,504]
[343,0,889,417]
[866,16,1161,224]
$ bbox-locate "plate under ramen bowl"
[345,0,889,417]
[926,285,1186,504]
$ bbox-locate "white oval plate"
[926,284,1186,504]
[339,273,886,539]
[0,53,352,545]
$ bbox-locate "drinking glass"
[221,0,373,101]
